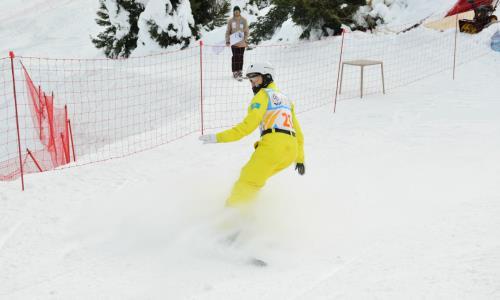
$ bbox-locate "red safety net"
[0,65,71,181]
[0,21,492,184]
[446,0,493,17]
[23,66,71,170]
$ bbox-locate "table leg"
[381,63,386,94]
[360,66,364,99]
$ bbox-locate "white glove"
[199,134,217,144]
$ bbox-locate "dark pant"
[231,46,245,73]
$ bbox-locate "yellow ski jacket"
[216,82,305,164]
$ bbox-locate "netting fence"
[0,23,492,188]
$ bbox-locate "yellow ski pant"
[226,133,298,207]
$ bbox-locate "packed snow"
[1,0,500,299]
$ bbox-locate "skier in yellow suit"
[199,62,305,209]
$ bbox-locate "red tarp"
[446,0,494,17]
[24,68,70,167]
[0,66,70,181]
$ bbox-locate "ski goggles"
[246,73,260,79]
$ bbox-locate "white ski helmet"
[245,62,275,79]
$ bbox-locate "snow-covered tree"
[247,0,272,14]
[92,0,145,58]
[354,0,403,31]
[250,0,365,44]
[191,0,230,32]
[292,0,365,38]
[249,2,292,44]
[94,0,227,55]
[136,0,196,51]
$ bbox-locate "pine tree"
[354,1,402,32]
[248,0,273,10]
[92,0,145,58]
[191,0,230,32]
[250,0,365,44]
[292,0,365,39]
[249,3,292,45]
[143,0,197,50]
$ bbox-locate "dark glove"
[295,163,305,176]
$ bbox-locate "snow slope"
[0,0,466,58]
[0,0,100,58]
[1,0,500,299]
[1,51,499,298]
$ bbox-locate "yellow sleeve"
[216,91,268,143]
[292,103,305,163]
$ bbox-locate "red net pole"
[38,85,42,139]
[43,92,58,164]
[26,149,43,172]
[453,14,459,80]
[9,51,25,191]
[63,105,70,163]
[60,133,69,163]
[199,40,205,135]
[68,119,76,162]
[334,30,346,113]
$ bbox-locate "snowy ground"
[0,0,100,58]
[0,0,466,58]
[1,50,500,298]
[2,0,500,299]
